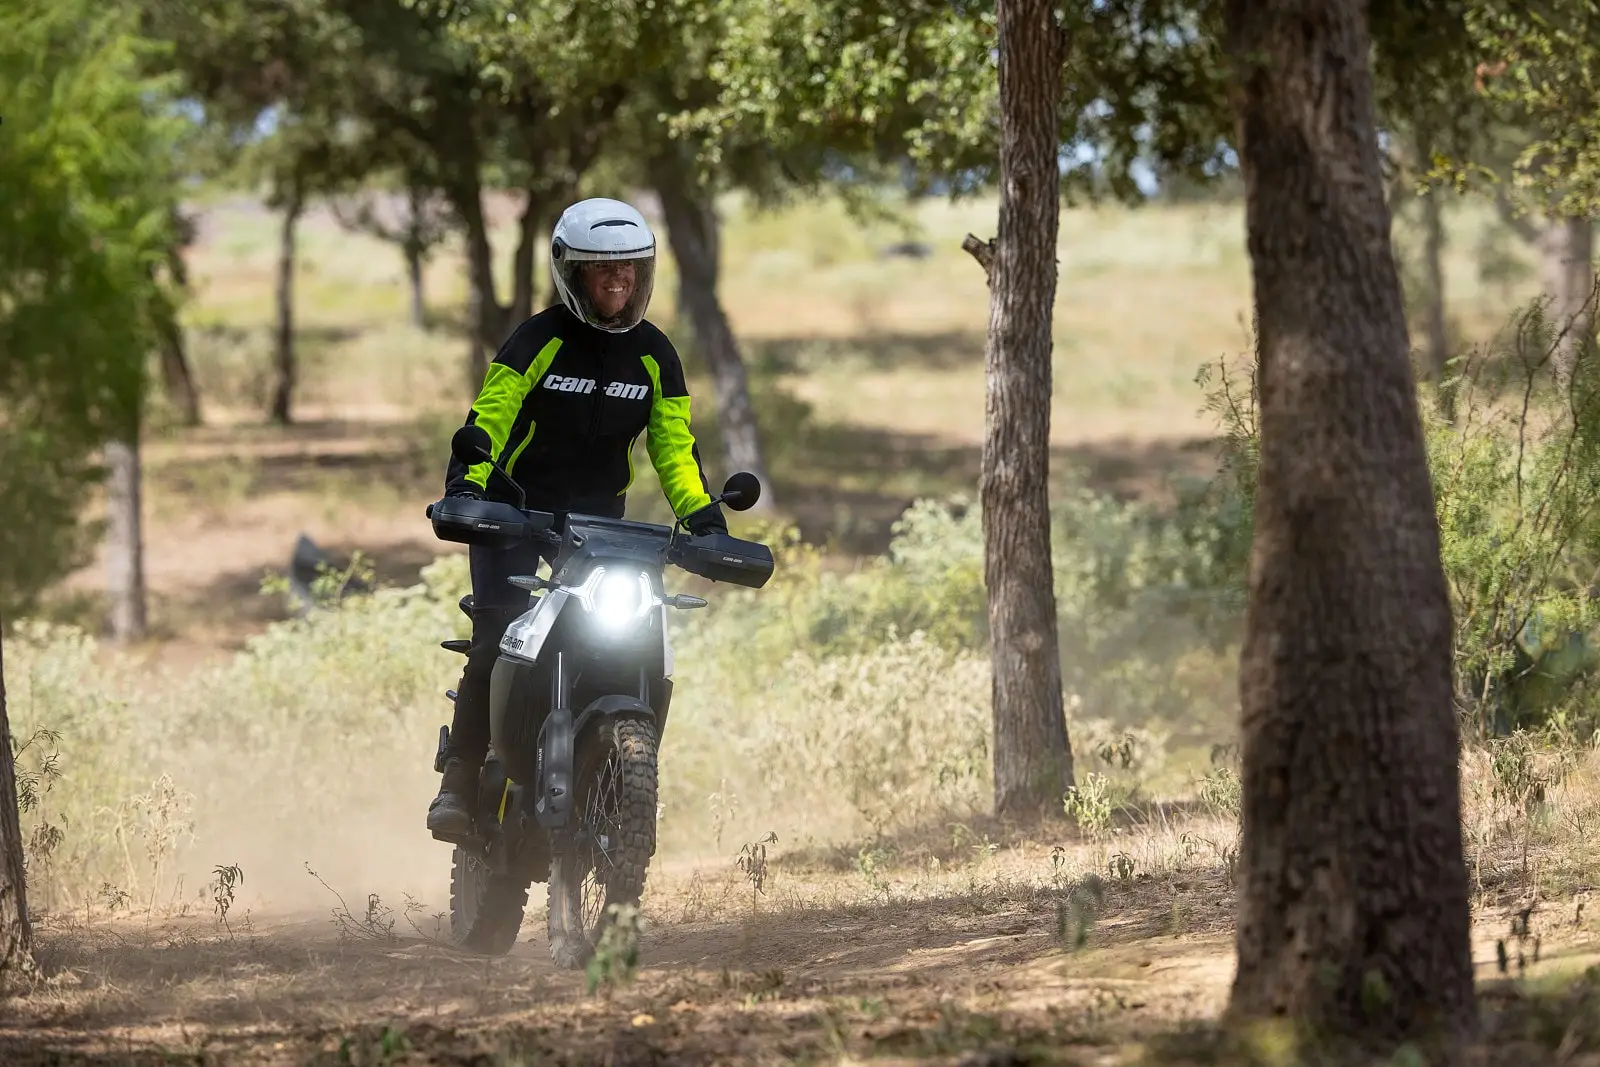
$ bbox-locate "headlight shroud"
[570,565,660,634]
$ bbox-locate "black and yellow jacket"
[444,304,718,523]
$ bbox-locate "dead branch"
[962,233,996,283]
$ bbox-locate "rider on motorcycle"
[427,196,728,839]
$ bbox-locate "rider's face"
[583,261,636,318]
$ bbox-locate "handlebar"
[426,494,774,590]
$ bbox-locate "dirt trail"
[4,860,1242,1066]
[7,849,1593,1066]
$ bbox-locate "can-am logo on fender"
[543,375,650,401]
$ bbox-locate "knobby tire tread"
[547,718,658,970]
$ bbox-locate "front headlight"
[571,566,659,633]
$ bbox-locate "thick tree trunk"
[1223,0,1476,1047]
[271,190,303,425]
[965,0,1074,819]
[653,156,775,507]
[1538,215,1594,390]
[1420,188,1452,416]
[0,629,37,991]
[105,436,148,643]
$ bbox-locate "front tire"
[450,846,528,955]
[546,717,658,970]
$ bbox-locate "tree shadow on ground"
[144,537,450,652]
[149,395,1220,562]
[766,418,1220,554]
[7,871,1586,1066]
[744,330,987,375]
[775,802,1236,881]
[2,861,1237,1065]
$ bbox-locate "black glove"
[685,502,728,537]
[445,485,483,501]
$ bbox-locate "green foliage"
[1430,304,1600,740]
[1202,292,1600,742]
[1459,1,1600,217]
[0,0,184,618]
[689,0,1235,200]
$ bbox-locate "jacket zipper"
[587,335,609,443]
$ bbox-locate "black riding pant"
[446,540,551,766]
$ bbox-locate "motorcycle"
[423,424,773,966]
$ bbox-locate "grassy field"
[52,187,1547,661]
[5,186,1585,1064]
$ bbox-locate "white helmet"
[549,198,657,333]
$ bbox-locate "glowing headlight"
[571,566,659,632]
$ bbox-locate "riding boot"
[426,755,480,840]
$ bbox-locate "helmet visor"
[554,253,656,332]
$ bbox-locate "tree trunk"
[404,187,428,330]
[156,300,201,426]
[1538,215,1594,390]
[406,240,426,330]
[151,217,201,426]
[271,189,303,425]
[653,158,776,508]
[105,436,148,644]
[1420,187,1452,416]
[510,189,543,325]
[1222,0,1476,1048]
[0,628,38,991]
[449,176,511,391]
[963,0,1074,820]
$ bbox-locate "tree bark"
[406,239,426,330]
[510,189,544,326]
[156,302,201,426]
[157,212,201,425]
[452,178,510,392]
[270,188,304,425]
[964,0,1074,819]
[1537,215,1594,390]
[105,436,148,644]
[653,153,775,508]
[404,186,428,330]
[1420,187,1452,416]
[0,627,37,991]
[1223,0,1476,1047]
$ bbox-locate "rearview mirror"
[451,424,495,468]
[720,472,761,512]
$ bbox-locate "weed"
[1195,764,1242,822]
[1056,873,1106,951]
[401,892,448,943]
[857,846,895,903]
[736,831,778,912]
[306,863,397,943]
[708,779,738,854]
[210,862,244,940]
[334,1024,410,1066]
[1497,904,1543,976]
[1062,772,1116,840]
[585,902,642,996]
